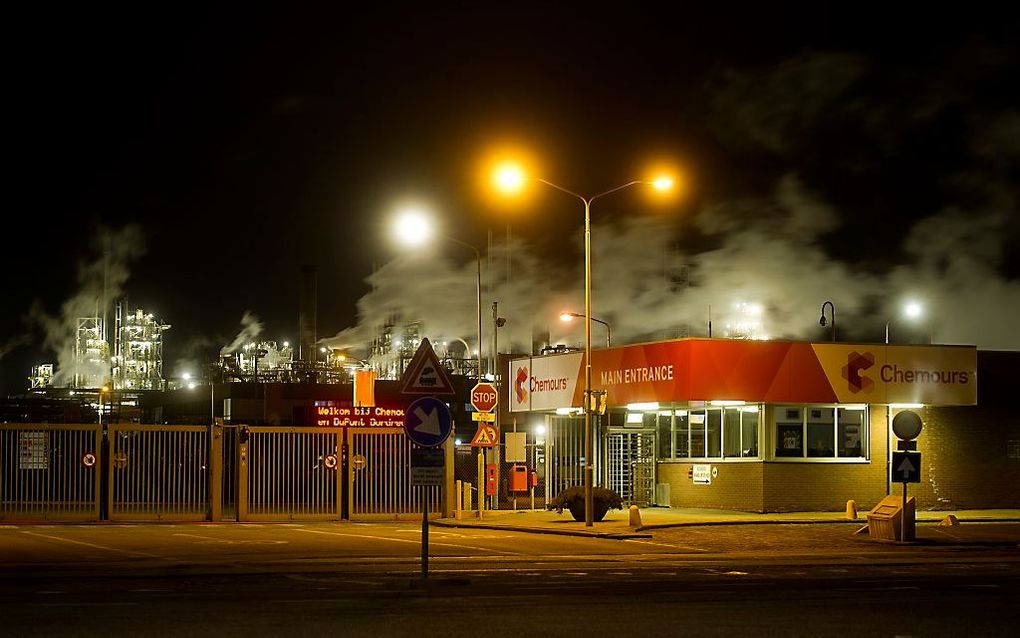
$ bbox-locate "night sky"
[3,4,1018,395]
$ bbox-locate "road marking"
[36,602,139,607]
[34,591,65,595]
[172,533,287,545]
[0,525,19,529]
[291,528,523,555]
[20,531,169,560]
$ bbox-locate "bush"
[547,486,623,522]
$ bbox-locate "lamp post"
[560,311,611,348]
[818,301,835,342]
[495,168,673,527]
[885,301,925,344]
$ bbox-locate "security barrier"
[108,424,210,521]
[349,427,441,519]
[240,427,342,521]
[2,423,448,522]
[0,424,101,521]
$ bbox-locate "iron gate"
[607,429,656,506]
[108,424,210,521]
[0,424,101,521]
[240,427,342,521]
[348,428,441,519]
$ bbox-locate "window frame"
[658,404,762,462]
[770,404,869,462]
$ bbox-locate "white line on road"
[172,533,287,545]
[20,531,170,560]
[292,528,523,555]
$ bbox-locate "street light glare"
[559,312,575,322]
[652,176,673,191]
[493,162,525,194]
[905,301,923,319]
[393,208,433,246]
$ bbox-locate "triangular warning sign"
[471,424,498,447]
[399,337,456,396]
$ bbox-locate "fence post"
[340,430,348,520]
[210,424,223,521]
[236,428,249,522]
[93,424,103,521]
[443,436,455,517]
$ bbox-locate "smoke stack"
[299,265,318,363]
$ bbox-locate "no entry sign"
[471,382,498,413]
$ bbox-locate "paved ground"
[2,518,1017,636]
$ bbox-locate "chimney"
[299,265,318,363]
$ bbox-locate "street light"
[886,301,927,344]
[560,311,611,348]
[393,208,484,383]
[494,166,674,527]
[818,301,835,342]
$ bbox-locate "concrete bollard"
[846,499,858,520]
[629,505,642,527]
[939,514,960,527]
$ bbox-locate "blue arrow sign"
[403,397,453,448]
[892,451,921,484]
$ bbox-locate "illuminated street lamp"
[560,311,611,348]
[886,301,927,344]
[494,164,674,527]
[393,208,483,382]
[818,301,835,342]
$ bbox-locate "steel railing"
[0,424,102,521]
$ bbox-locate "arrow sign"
[403,397,453,448]
[892,451,921,483]
[414,405,441,436]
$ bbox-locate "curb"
[434,516,1020,535]
[431,519,652,539]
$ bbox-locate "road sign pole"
[901,481,907,543]
[421,485,429,580]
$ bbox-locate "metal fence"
[349,428,441,518]
[2,423,449,522]
[242,427,342,521]
[109,424,209,521]
[0,424,101,521]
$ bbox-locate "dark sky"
[3,4,1018,395]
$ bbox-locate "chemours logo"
[842,351,875,394]
[514,366,529,404]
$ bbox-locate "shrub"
[547,486,623,522]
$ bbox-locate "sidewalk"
[432,506,1020,539]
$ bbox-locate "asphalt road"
[2,522,1018,637]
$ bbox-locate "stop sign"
[471,382,498,412]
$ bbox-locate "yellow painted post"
[236,429,249,522]
[210,424,223,521]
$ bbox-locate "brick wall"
[657,462,764,512]
[910,405,1020,509]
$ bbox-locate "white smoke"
[0,333,31,361]
[30,225,146,386]
[327,174,1019,355]
[220,312,264,356]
